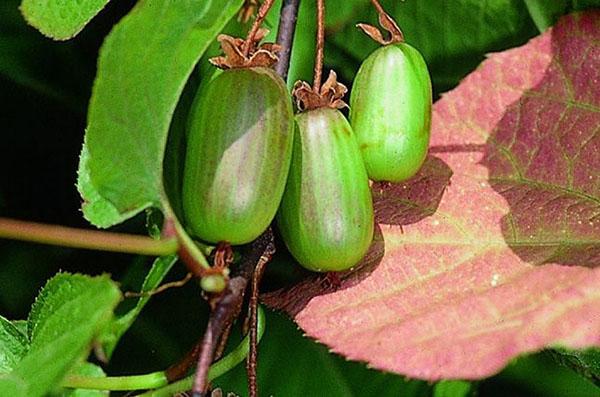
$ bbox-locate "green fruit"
[277,108,374,272]
[182,67,294,245]
[350,42,432,182]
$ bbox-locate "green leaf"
[78,0,243,228]
[551,348,600,385]
[0,316,28,374]
[20,0,111,40]
[77,145,129,228]
[495,353,600,397]
[433,380,475,397]
[100,255,177,358]
[524,0,569,31]
[9,321,28,338]
[0,273,121,397]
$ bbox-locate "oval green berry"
[350,42,432,182]
[277,108,374,272]
[182,67,294,245]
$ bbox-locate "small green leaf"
[20,0,111,40]
[0,273,121,397]
[0,316,28,374]
[100,255,177,357]
[78,0,243,228]
[433,380,475,397]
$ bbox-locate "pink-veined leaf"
[264,11,600,380]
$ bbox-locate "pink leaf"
[264,11,600,380]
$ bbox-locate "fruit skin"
[350,42,432,182]
[277,108,374,272]
[182,67,294,245]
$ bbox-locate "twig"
[246,239,276,397]
[313,0,325,93]
[124,273,192,298]
[191,278,247,396]
[274,0,301,79]
[185,230,274,396]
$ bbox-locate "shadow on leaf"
[262,224,384,316]
[264,154,453,314]
[372,155,453,226]
[481,13,600,268]
[264,142,453,314]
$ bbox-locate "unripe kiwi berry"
[350,42,432,182]
[277,108,374,272]
[182,67,294,245]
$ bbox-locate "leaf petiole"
[0,217,178,256]
[60,306,266,393]
[140,306,267,397]
[62,371,168,391]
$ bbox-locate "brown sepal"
[293,71,348,112]
[356,10,404,45]
[209,28,281,69]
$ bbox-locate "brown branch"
[191,277,247,396]
[246,239,276,397]
[313,0,325,93]
[163,230,272,396]
[171,0,298,391]
[274,0,301,80]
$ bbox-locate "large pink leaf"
[264,11,600,380]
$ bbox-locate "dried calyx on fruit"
[350,4,432,182]
[292,70,348,111]
[277,72,374,272]
[182,29,294,245]
[209,28,280,69]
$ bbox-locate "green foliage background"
[1,0,599,396]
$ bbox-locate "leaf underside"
[265,11,600,380]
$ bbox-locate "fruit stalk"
[242,0,277,56]
[313,0,325,92]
